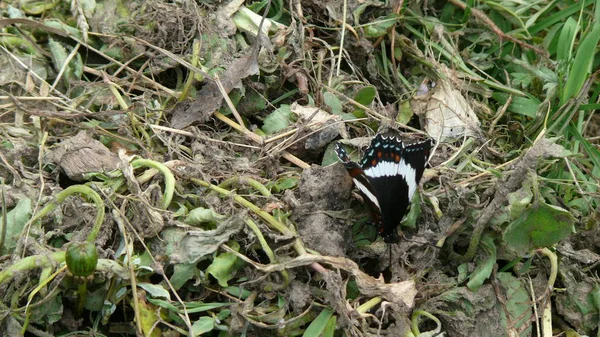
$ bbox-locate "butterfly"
[335,134,433,243]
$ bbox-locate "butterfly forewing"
[336,135,432,243]
[335,144,382,213]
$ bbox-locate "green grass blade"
[557,17,577,63]
[529,0,594,35]
[560,24,600,105]
[302,308,334,337]
[567,124,600,170]
[322,315,337,337]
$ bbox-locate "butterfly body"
[335,134,432,243]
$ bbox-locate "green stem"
[538,248,557,291]
[0,251,66,285]
[21,264,68,334]
[356,297,382,315]
[0,180,6,255]
[179,39,203,101]
[0,253,127,287]
[27,185,105,243]
[245,219,289,286]
[131,159,175,209]
[411,310,441,336]
[219,176,271,197]
[76,282,87,317]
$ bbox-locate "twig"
[335,0,348,76]
[213,112,310,168]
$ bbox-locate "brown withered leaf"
[170,53,259,129]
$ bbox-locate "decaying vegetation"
[1,0,599,336]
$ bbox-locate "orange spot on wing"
[377,151,383,158]
[371,159,377,166]
[395,154,401,162]
[348,167,363,178]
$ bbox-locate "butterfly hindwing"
[336,135,432,243]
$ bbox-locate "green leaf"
[352,86,376,117]
[466,235,496,292]
[364,14,400,38]
[497,272,532,335]
[557,17,577,63]
[262,104,294,134]
[529,0,595,35]
[323,92,343,115]
[567,124,600,172]
[346,280,360,300]
[170,263,197,290]
[561,24,600,104]
[507,182,533,220]
[2,198,32,253]
[192,316,215,336]
[492,93,540,117]
[47,38,83,85]
[206,242,241,287]
[352,218,377,247]
[302,308,334,337]
[225,286,252,299]
[401,192,421,229]
[146,298,179,312]
[322,142,341,166]
[85,285,109,311]
[137,283,170,300]
[22,0,60,15]
[173,217,243,264]
[33,292,63,325]
[396,101,413,124]
[354,86,376,106]
[503,200,575,256]
[217,309,231,320]
[322,315,337,337]
[323,92,355,120]
[274,177,298,191]
[185,207,219,226]
[185,302,230,314]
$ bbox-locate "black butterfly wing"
[359,135,432,242]
[335,135,432,243]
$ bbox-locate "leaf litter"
[1,1,599,337]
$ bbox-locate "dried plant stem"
[214,112,310,169]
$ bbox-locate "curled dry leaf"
[290,102,342,131]
[411,77,482,142]
[290,102,347,148]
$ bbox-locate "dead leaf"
[171,53,259,129]
[412,71,482,142]
[44,131,119,181]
